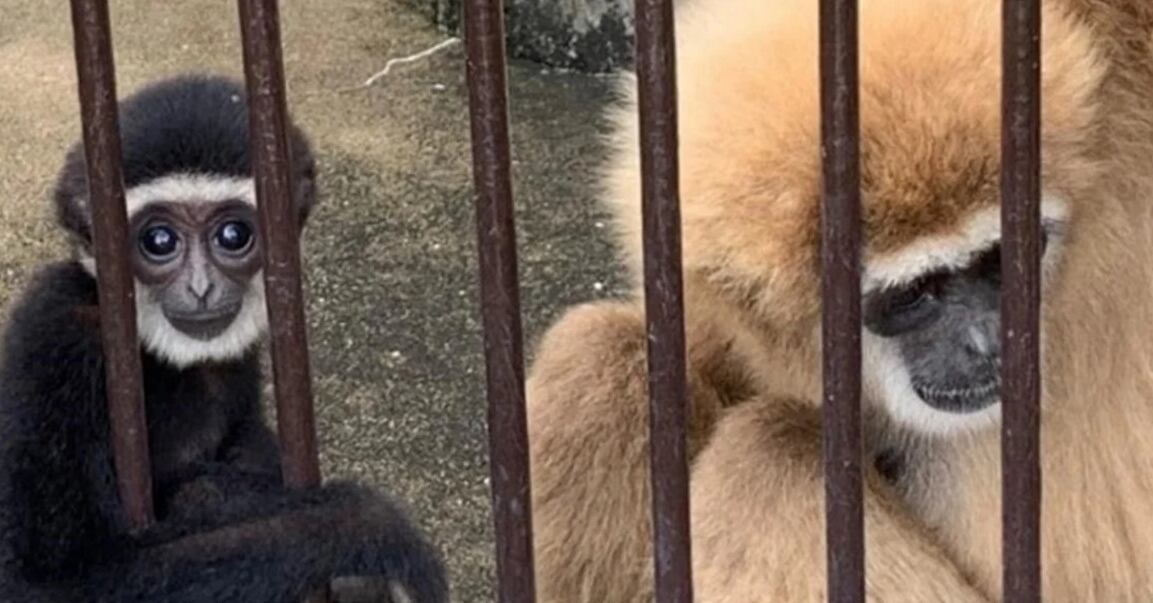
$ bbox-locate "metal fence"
[66,0,1043,600]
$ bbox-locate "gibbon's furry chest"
[869,425,966,530]
[138,354,258,483]
[872,409,1153,599]
[8,261,262,488]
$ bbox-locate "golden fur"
[525,0,1153,600]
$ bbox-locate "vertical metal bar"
[1000,0,1043,600]
[67,0,154,530]
[237,0,321,492]
[238,4,325,601]
[819,0,864,601]
[462,0,537,601]
[633,0,693,600]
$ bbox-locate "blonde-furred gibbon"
[525,0,1153,601]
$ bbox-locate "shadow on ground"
[0,1,626,600]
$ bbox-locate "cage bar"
[237,0,322,491]
[462,0,538,601]
[237,4,327,600]
[818,0,865,601]
[999,0,1043,600]
[67,0,155,530]
[633,0,694,601]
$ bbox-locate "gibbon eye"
[214,221,254,253]
[973,245,1001,283]
[865,274,945,337]
[885,281,932,317]
[139,225,180,261]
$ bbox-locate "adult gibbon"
[525,0,1153,600]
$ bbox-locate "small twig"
[339,38,461,93]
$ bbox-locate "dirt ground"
[0,1,626,600]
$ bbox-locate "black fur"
[0,273,448,603]
[873,447,906,484]
[0,263,450,602]
[0,75,448,602]
[53,73,319,248]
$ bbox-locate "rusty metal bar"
[67,0,155,530]
[633,0,693,600]
[818,0,865,601]
[462,0,537,601]
[1000,0,1043,600]
[237,5,325,600]
[237,0,322,491]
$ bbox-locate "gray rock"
[408,0,636,72]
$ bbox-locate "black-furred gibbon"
[0,74,448,603]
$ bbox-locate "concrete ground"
[0,1,626,600]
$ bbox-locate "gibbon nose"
[963,321,1001,360]
[187,282,216,308]
[186,255,219,308]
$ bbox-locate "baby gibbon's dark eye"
[139,225,180,261]
[214,221,254,253]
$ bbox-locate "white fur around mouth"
[138,276,269,368]
[864,332,1002,436]
[165,309,241,341]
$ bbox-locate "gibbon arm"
[527,300,739,602]
[0,264,448,603]
[217,408,283,476]
[527,300,989,602]
[11,483,447,603]
[689,399,991,602]
[156,404,287,523]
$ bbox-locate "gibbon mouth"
[165,305,240,340]
[911,378,1000,413]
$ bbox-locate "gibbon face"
[603,0,1107,435]
[79,174,271,369]
[54,75,317,370]
[126,175,269,368]
[866,243,1010,414]
[865,245,1009,413]
[132,200,261,342]
[860,201,1069,434]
